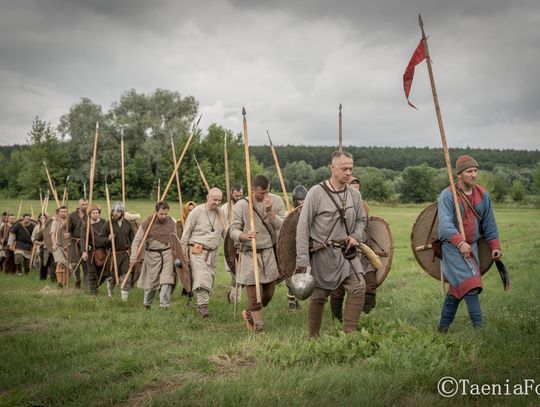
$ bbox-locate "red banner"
[403,40,426,109]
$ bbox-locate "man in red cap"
[437,155,503,332]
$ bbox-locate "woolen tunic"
[296,182,367,290]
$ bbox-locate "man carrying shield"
[131,201,176,309]
[181,188,226,318]
[296,151,367,337]
[437,155,502,332]
[229,175,286,334]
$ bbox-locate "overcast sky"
[1,0,538,149]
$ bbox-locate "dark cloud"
[0,0,538,149]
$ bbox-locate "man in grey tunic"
[130,201,177,309]
[181,188,226,318]
[229,175,286,334]
[296,151,367,337]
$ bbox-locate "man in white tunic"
[131,201,177,309]
[229,175,286,334]
[181,188,226,318]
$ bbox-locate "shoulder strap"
[246,198,277,243]
[319,182,350,236]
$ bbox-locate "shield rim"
[410,202,494,281]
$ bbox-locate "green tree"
[510,180,526,202]
[534,161,540,194]
[400,164,437,203]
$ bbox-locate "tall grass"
[0,202,538,406]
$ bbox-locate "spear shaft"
[85,122,100,258]
[194,155,226,229]
[43,162,60,208]
[418,15,465,239]
[338,103,343,152]
[105,179,119,285]
[267,131,291,213]
[242,108,262,303]
[171,137,184,223]
[121,131,126,209]
[223,133,232,225]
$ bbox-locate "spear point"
[96,122,99,130]
[242,107,246,116]
[339,103,342,111]
[418,14,426,38]
[266,130,273,146]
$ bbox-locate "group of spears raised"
[1,17,510,336]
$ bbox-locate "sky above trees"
[0,0,538,149]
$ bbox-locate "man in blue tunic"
[437,155,502,332]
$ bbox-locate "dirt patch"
[208,352,256,374]
[120,372,207,407]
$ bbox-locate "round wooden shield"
[411,202,494,281]
[169,233,191,292]
[361,216,394,287]
[224,229,238,275]
[276,205,302,283]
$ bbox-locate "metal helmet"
[292,185,308,208]
[291,272,315,300]
[112,201,124,214]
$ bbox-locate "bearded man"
[131,201,177,309]
[181,188,226,318]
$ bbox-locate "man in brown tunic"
[229,175,286,334]
[131,201,177,309]
[68,198,88,288]
[296,151,367,337]
[102,202,135,302]
[81,204,108,296]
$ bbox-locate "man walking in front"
[296,151,367,337]
[437,155,502,332]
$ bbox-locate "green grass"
[1,201,539,406]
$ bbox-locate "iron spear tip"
[418,14,423,28]
[339,103,342,111]
[266,130,273,146]
[242,107,246,116]
[196,114,203,127]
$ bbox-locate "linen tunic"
[229,194,285,285]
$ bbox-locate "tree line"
[0,88,539,205]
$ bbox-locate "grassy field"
[1,200,539,406]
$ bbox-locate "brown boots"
[343,294,364,333]
[307,299,325,338]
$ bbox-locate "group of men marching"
[0,151,502,337]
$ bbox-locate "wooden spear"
[171,136,184,223]
[39,188,44,214]
[194,155,227,229]
[338,103,343,152]
[105,178,119,285]
[121,115,202,289]
[267,130,291,213]
[223,132,232,225]
[17,200,22,220]
[120,129,126,209]
[418,14,465,294]
[30,206,34,219]
[83,181,87,200]
[61,175,70,207]
[242,107,262,303]
[85,122,100,258]
[43,161,60,208]
[193,155,210,192]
